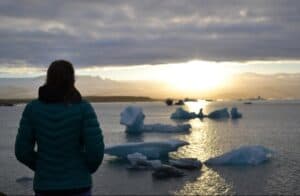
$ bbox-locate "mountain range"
[1,73,300,100]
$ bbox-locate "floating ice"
[105,139,189,159]
[126,153,185,178]
[169,158,202,170]
[120,106,145,133]
[170,108,197,120]
[207,108,230,119]
[121,106,191,133]
[127,152,147,164]
[231,107,242,119]
[205,145,273,166]
[127,152,162,169]
[171,107,242,120]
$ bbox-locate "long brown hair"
[39,60,82,104]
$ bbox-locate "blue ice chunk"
[207,108,230,119]
[121,106,191,133]
[127,152,162,169]
[205,145,273,166]
[104,139,189,159]
[171,108,197,120]
[231,107,242,119]
[120,106,145,133]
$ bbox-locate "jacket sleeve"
[15,103,37,171]
[82,102,105,173]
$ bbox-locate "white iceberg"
[127,152,162,169]
[121,106,191,133]
[205,145,273,166]
[120,106,145,133]
[105,139,189,159]
[170,108,197,120]
[231,107,242,119]
[207,108,230,119]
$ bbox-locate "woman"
[15,60,104,196]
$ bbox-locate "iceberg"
[231,107,242,119]
[105,139,189,159]
[207,108,230,119]
[205,145,273,166]
[170,108,197,120]
[121,106,191,133]
[120,106,145,133]
[170,107,243,120]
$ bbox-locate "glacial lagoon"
[1,100,300,195]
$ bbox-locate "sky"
[1,0,300,85]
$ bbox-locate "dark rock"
[152,165,184,179]
[169,158,202,170]
[165,98,173,106]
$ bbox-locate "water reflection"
[171,105,235,195]
[174,167,233,195]
[207,164,274,195]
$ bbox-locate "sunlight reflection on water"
[171,101,235,195]
[184,100,208,113]
[174,167,233,195]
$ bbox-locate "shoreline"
[0,96,160,105]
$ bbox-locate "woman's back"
[15,60,104,194]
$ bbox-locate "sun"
[164,60,230,91]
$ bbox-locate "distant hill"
[0,76,174,99]
[209,73,300,99]
[0,96,157,104]
[1,73,300,100]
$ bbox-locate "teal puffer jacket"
[15,100,104,191]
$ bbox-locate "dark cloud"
[0,0,300,67]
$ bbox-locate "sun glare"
[165,61,230,91]
[77,60,233,92]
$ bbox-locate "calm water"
[0,101,300,195]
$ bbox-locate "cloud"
[0,0,299,68]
